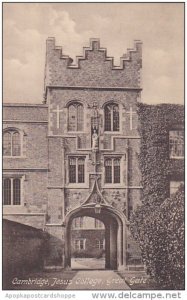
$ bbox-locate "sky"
[3,2,184,104]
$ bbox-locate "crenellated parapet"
[46,37,142,69]
[44,38,142,102]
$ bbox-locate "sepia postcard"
[2,1,185,298]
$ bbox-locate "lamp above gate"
[94,203,101,214]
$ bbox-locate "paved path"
[66,270,131,290]
[71,258,105,270]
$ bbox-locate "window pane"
[105,159,112,183]
[100,240,104,249]
[169,131,184,158]
[3,178,11,205]
[3,132,11,156]
[75,240,79,250]
[13,178,21,205]
[69,158,76,183]
[12,132,21,156]
[68,105,77,131]
[96,240,100,249]
[80,240,84,250]
[114,159,120,183]
[77,104,83,131]
[78,158,85,183]
[170,181,183,196]
[96,240,105,250]
[113,105,119,131]
[104,105,111,131]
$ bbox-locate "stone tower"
[43,38,142,269]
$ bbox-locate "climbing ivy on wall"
[130,103,184,289]
[137,103,184,205]
[131,185,184,289]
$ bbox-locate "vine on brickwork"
[130,103,184,289]
[137,103,184,205]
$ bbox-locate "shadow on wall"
[3,219,50,289]
[44,234,65,267]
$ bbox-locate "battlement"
[44,38,142,101]
[46,37,142,69]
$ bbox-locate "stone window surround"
[74,238,86,250]
[65,153,127,188]
[104,103,120,132]
[65,154,89,188]
[69,157,85,184]
[67,101,84,132]
[104,157,121,184]
[3,127,26,158]
[102,154,126,188]
[3,174,25,207]
[169,129,184,159]
[63,100,124,135]
[96,239,105,250]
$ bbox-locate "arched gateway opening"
[65,204,126,270]
[71,216,106,269]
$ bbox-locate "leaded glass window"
[114,159,120,183]
[169,130,184,158]
[69,157,85,183]
[96,239,105,250]
[3,177,21,205]
[74,239,86,250]
[105,158,121,184]
[68,103,84,131]
[69,158,76,183]
[3,178,11,205]
[104,104,119,131]
[78,158,85,183]
[13,178,21,205]
[105,159,112,183]
[3,130,21,156]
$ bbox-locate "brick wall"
[72,229,105,258]
[44,38,142,91]
[3,104,48,226]
[47,89,140,137]
[3,38,143,269]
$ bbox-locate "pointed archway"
[64,179,127,270]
